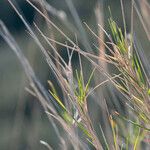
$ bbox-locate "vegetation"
[0,0,150,149]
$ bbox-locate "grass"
[0,0,150,149]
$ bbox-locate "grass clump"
[0,0,150,149]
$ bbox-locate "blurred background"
[0,0,149,150]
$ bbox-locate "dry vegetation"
[0,0,150,149]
